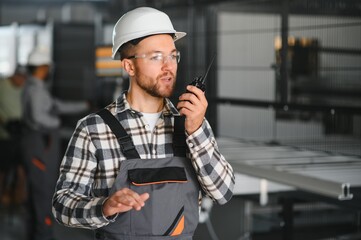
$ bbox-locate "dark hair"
[118,33,175,60]
[119,41,137,60]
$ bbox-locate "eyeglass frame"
[126,50,181,64]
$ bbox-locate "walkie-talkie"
[187,54,216,92]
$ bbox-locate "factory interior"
[0,0,361,239]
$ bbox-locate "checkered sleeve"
[186,119,235,205]
[52,116,114,229]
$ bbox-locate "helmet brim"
[112,31,186,60]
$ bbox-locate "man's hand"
[102,188,150,217]
[177,85,208,135]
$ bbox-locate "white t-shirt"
[142,112,162,131]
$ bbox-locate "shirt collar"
[114,91,180,116]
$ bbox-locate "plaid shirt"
[52,92,235,229]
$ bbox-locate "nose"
[162,56,173,68]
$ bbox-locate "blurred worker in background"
[53,7,234,240]
[0,66,27,207]
[21,46,89,240]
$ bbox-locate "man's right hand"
[102,188,150,217]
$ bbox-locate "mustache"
[158,71,176,80]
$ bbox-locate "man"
[22,47,89,240]
[53,7,235,239]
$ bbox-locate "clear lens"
[129,51,180,64]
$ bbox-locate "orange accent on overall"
[32,158,46,171]
[45,216,52,226]
[131,180,187,186]
[171,215,185,236]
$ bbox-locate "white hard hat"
[112,7,186,60]
[28,47,52,66]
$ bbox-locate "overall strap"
[97,108,140,159]
[173,116,188,157]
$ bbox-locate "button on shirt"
[52,91,235,229]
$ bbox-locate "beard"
[136,72,176,98]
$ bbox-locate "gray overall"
[95,109,200,240]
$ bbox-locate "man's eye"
[170,54,177,60]
[150,54,163,61]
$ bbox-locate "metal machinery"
[205,1,361,239]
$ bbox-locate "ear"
[122,59,135,77]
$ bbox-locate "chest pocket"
[128,167,187,186]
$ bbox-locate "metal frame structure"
[230,161,353,200]
[217,138,361,204]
